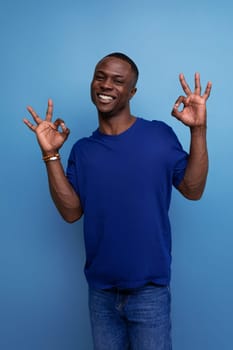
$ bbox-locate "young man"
[24,52,212,349]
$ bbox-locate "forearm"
[45,159,83,222]
[178,126,208,200]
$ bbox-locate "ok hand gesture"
[171,73,212,128]
[23,99,70,155]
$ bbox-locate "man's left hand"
[171,73,212,128]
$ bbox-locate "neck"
[98,111,136,135]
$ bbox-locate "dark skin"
[172,72,212,199]
[24,100,82,222]
[90,57,137,135]
[23,57,212,222]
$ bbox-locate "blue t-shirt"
[66,117,188,289]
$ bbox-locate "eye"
[95,74,104,81]
[114,79,124,85]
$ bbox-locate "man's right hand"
[23,99,70,155]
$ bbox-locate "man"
[23,52,212,349]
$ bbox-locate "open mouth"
[97,93,115,102]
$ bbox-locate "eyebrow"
[95,70,125,78]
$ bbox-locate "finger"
[171,108,183,121]
[61,126,70,140]
[54,118,70,138]
[23,118,37,132]
[57,120,70,140]
[179,73,192,96]
[173,95,186,108]
[54,118,65,129]
[194,72,201,95]
[171,95,186,120]
[60,121,70,134]
[202,81,212,101]
[27,106,42,125]
[46,98,53,122]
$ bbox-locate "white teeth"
[98,94,113,101]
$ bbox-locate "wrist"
[42,149,59,157]
[190,125,207,136]
[43,152,60,163]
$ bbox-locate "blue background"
[1,0,232,349]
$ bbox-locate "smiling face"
[91,57,137,118]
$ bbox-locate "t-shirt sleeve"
[66,145,80,196]
[170,129,188,189]
[172,152,188,188]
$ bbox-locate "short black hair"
[103,52,139,86]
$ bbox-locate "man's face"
[91,57,137,117]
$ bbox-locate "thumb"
[171,95,185,120]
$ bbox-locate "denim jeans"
[88,284,172,350]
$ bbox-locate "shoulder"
[71,128,99,150]
[137,118,183,149]
[139,117,169,128]
[138,117,175,135]
[69,137,87,154]
[73,136,89,148]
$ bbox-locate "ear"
[130,87,137,99]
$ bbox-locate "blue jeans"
[88,284,172,350]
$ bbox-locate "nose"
[100,77,113,90]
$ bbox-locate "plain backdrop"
[1,0,233,349]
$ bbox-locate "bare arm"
[171,73,212,200]
[44,159,83,222]
[23,99,83,222]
